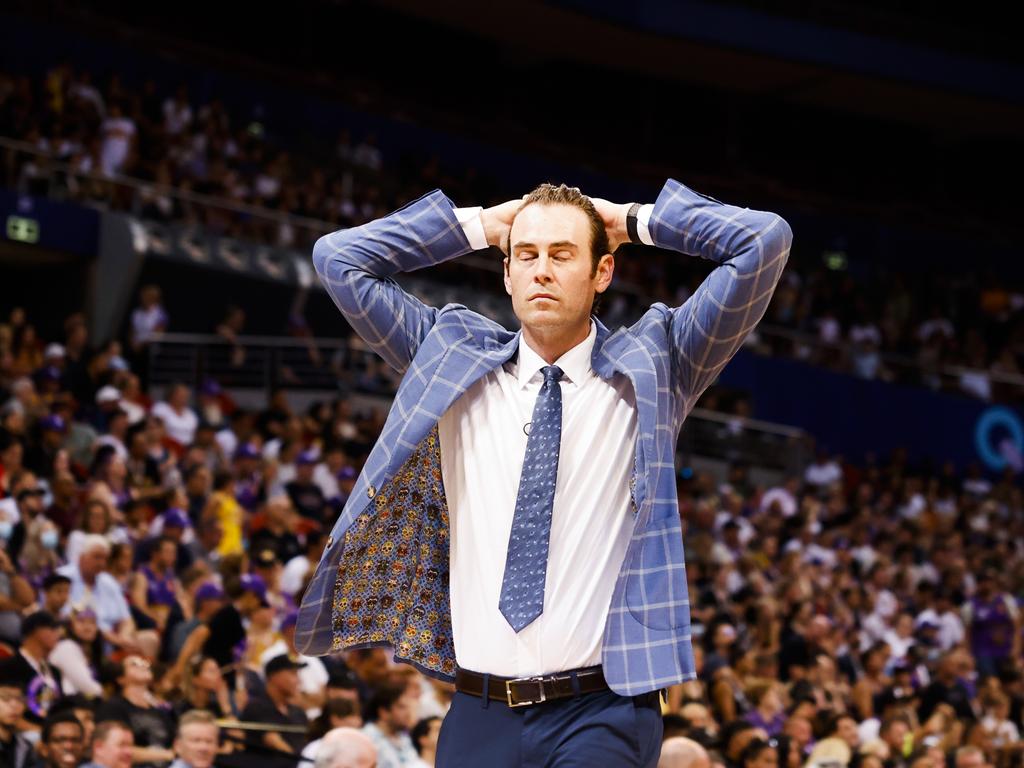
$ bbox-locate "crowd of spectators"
[2,54,1024,768]
[1,276,1023,768]
[0,60,491,253]
[748,266,1024,406]
[5,60,1024,406]
[0,9,1021,768]
[0,303,438,768]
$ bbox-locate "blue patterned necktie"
[499,364,564,632]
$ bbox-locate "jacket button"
[326,536,333,548]
[367,485,376,499]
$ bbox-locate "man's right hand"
[480,198,525,254]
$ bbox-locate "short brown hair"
[93,720,132,746]
[365,673,414,722]
[507,183,610,275]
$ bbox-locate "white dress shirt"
[438,204,653,678]
[440,317,642,677]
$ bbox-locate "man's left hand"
[589,198,634,253]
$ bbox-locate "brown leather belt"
[454,666,610,708]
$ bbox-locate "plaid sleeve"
[312,189,475,374]
[647,179,793,412]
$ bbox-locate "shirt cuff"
[454,206,488,251]
[636,204,655,246]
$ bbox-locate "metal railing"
[146,332,400,394]
[147,332,810,471]
[679,406,808,474]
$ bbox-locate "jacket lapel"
[377,329,521,486]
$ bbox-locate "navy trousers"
[436,686,663,767]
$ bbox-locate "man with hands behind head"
[297,179,791,766]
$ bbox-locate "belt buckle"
[505,676,547,708]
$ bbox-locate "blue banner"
[719,351,1024,474]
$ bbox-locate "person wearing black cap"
[239,654,309,767]
[252,546,282,579]
[259,611,329,716]
[325,667,363,709]
[248,495,302,566]
[0,610,63,729]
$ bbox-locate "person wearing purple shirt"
[745,682,787,736]
[962,569,1021,677]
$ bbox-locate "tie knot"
[541,365,564,384]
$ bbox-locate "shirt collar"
[515,321,596,390]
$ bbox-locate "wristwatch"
[625,202,642,244]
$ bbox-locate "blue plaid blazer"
[295,179,792,695]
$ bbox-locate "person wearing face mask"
[19,516,63,586]
[4,472,47,564]
[41,523,60,550]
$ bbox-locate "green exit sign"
[6,215,40,244]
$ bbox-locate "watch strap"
[625,202,642,244]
